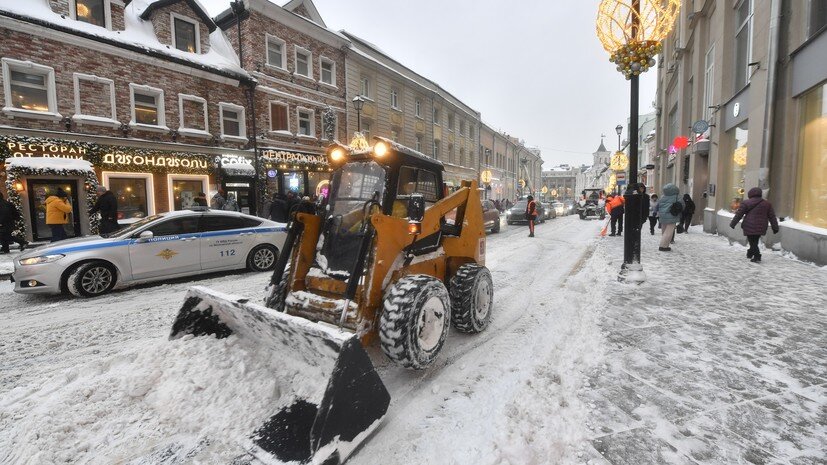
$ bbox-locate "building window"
[73,0,108,28]
[169,175,209,211]
[811,0,827,37]
[727,123,749,212]
[459,148,465,167]
[469,125,474,139]
[433,107,440,125]
[795,83,827,228]
[171,14,199,53]
[297,108,314,136]
[415,98,421,117]
[219,102,246,140]
[130,84,165,128]
[433,140,440,159]
[178,94,208,135]
[448,144,454,163]
[391,129,399,142]
[390,89,399,109]
[266,35,286,69]
[270,102,289,132]
[103,172,154,221]
[295,47,312,78]
[320,58,335,86]
[360,76,370,98]
[363,121,371,139]
[415,135,422,152]
[448,113,455,131]
[734,0,753,91]
[73,73,116,124]
[703,45,715,122]
[459,120,465,136]
[2,59,58,117]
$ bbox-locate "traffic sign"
[616,172,626,180]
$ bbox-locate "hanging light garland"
[596,0,681,79]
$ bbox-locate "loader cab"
[320,138,445,277]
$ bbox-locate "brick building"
[479,122,542,201]
[215,0,347,201]
[0,0,255,242]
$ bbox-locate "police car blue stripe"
[48,240,132,255]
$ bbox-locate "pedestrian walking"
[193,192,208,207]
[211,189,226,209]
[46,188,72,242]
[729,187,779,263]
[679,194,696,233]
[606,194,625,236]
[89,185,119,235]
[648,194,659,235]
[656,183,683,251]
[525,194,538,237]
[222,193,240,212]
[0,192,27,253]
[269,193,288,222]
[636,183,650,227]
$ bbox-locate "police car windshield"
[105,215,163,238]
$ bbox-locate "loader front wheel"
[450,264,493,333]
[380,275,451,370]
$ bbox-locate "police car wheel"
[67,261,117,297]
[248,245,278,272]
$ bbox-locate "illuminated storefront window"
[109,177,149,221]
[795,83,827,228]
[728,123,749,211]
[172,178,205,210]
[75,0,106,27]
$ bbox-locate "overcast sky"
[200,0,658,168]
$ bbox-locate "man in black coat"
[269,193,289,223]
[0,192,27,253]
[89,186,120,235]
[680,194,696,233]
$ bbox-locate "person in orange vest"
[606,193,625,236]
[525,195,538,237]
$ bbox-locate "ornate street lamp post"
[597,0,679,282]
[352,95,366,133]
[615,124,623,151]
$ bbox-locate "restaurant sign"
[262,150,327,165]
[5,140,89,159]
[102,152,210,169]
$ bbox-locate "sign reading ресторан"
[102,152,210,169]
[261,150,327,165]
[6,141,88,159]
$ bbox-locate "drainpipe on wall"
[758,0,783,193]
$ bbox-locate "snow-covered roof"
[6,156,94,172]
[0,0,250,81]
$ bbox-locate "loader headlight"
[373,141,389,158]
[19,254,65,265]
[330,147,346,162]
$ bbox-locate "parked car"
[12,209,287,297]
[506,199,545,224]
[540,202,556,220]
[481,199,501,233]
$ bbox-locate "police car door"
[128,215,201,279]
[198,214,254,270]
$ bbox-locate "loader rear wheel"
[449,264,493,333]
[380,275,451,370]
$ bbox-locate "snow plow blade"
[170,286,390,465]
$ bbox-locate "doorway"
[223,180,252,214]
[27,179,81,241]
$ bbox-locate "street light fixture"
[352,95,366,133]
[597,0,680,283]
[615,124,623,151]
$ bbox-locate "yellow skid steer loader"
[170,137,494,464]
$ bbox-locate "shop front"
[260,148,331,201]
[217,154,255,214]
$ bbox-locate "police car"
[12,209,287,297]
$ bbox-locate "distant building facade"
[541,165,578,201]
[575,140,612,197]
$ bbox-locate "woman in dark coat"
[729,187,779,263]
[679,194,696,233]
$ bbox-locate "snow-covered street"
[1,216,825,464]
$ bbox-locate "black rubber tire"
[247,244,278,272]
[492,219,501,233]
[67,261,117,297]
[264,266,290,310]
[380,275,451,370]
[579,212,586,220]
[449,264,494,333]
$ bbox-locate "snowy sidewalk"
[579,226,826,465]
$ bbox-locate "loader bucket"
[170,286,390,464]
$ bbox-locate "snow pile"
[0,332,308,464]
[6,156,94,172]
[0,0,248,77]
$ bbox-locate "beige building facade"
[654,0,827,265]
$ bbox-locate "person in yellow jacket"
[45,188,72,242]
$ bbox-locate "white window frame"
[265,34,287,70]
[390,88,400,110]
[218,102,247,142]
[319,56,336,87]
[459,120,465,136]
[268,100,291,135]
[177,94,209,138]
[294,46,313,79]
[102,171,156,219]
[70,73,118,127]
[296,107,315,138]
[447,113,455,132]
[167,174,209,212]
[415,98,422,118]
[170,12,200,54]
[362,121,371,139]
[70,0,112,30]
[129,83,167,131]
[1,58,61,121]
[415,135,422,152]
[360,76,371,100]
[734,0,753,89]
[433,107,440,126]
